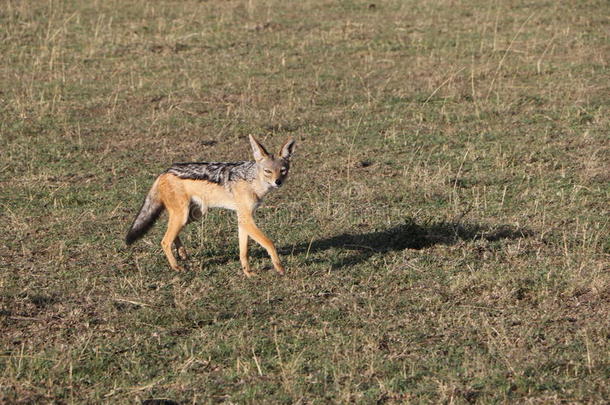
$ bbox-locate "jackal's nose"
[275,179,283,186]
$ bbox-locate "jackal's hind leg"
[161,210,187,271]
[174,236,188,260]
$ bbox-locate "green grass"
[1,0,608,403]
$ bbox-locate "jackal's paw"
[242,268,256,278]
[171,264,186,272]
[177,247,188,260]
[274,264,286,275]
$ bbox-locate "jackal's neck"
[233,162,268,196]
[249,172,274,199]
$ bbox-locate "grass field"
[1,0,608,403]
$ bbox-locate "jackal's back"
[165,161,257,186]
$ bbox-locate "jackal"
[125,135,296,276]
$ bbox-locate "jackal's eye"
[280,167,287,175]
[264,169,272,175]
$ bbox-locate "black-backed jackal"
[125,135,296,277]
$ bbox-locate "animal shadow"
[281,218,534,269]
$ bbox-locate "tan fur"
[128,136,295,277]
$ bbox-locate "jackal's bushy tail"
[125,180,164,245]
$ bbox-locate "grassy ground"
[1,0,608,403]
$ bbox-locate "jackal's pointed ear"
[279,138,296,160]
[249,135,270,162]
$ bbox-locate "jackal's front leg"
[238,215,285,275]
[238,225,254,277]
